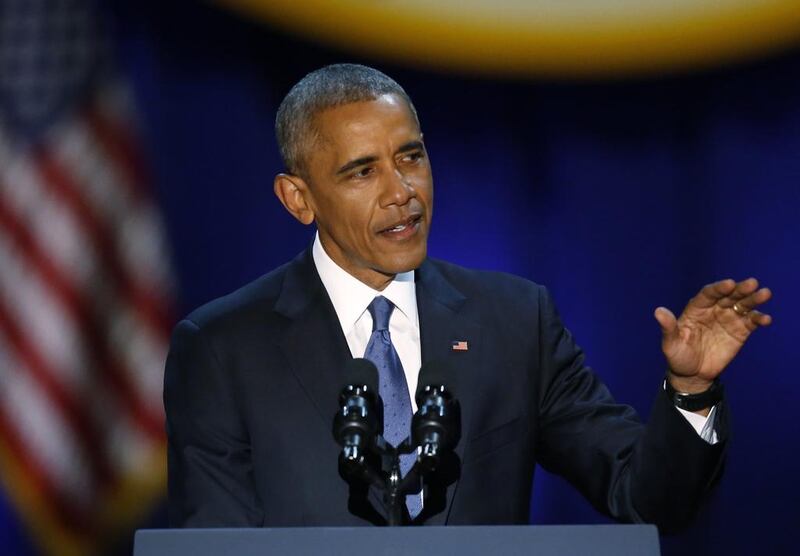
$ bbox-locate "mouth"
[377,214,423,241]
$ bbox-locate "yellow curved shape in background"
[216,0,800,77]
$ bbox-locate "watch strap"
[664,375,724,412]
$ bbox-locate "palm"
[655,278,772,388]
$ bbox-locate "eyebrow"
[335,140,425,176]
[397,140,425,154]
[336,155,378,176]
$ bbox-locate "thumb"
[654,307,679,340]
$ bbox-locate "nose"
[381,167,416,207]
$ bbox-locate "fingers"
[692,279,737,308]
[745,310,773,328]
[717,277,760,308]
[694,277,769,311]
[714,278,773,328]
[730,286,772,312]
[654,307,679,338]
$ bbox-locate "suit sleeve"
[164,319,264,527]
[533,287,727,533]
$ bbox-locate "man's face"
[299,94,433,289]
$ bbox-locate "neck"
[317,235,397,291]
[352,268,396,291]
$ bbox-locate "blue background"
[119,3,799,554]
[8,2,798,554]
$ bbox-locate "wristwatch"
[664,375,723,412]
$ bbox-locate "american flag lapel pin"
[451,340,469,351]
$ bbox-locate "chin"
[383,247,427,274]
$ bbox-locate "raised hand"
[654,278,772,394]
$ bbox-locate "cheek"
[340,203,377,240]
[321,193,370,231]
[415,180,434,206]
[411,167,433,193]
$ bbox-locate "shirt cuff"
[676,405,719,445]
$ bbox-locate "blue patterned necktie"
[363,295,421,519]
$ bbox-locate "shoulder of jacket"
[426,257,544,302]
[182,260,292,331]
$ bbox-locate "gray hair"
[275,63,419,176]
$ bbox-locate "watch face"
[219,0,800,76]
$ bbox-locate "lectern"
[134,524,660,555]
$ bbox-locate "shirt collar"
[312,232,418,335]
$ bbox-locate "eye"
[401,150,425,164]
[351,166,374,179]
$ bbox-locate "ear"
[274,173,315,225]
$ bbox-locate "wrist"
[664,372,723,413]
[666,371,714,394]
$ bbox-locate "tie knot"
[367,296,394,332]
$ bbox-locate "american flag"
[451,340,468,351]
[0,1,174,554]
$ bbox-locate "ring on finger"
[732,302,750,316]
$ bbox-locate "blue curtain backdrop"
[120,2,797,554]
[4,1,795,554]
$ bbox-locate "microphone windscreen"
[343,358,379,392]
[415,359,455,400]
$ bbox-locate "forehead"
[311,94,420,157]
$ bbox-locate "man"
[164,64,772,530]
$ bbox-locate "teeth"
[388,224,406,232]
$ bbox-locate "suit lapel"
[415,260,482,525]
[273,249,390,523]
[274,249,352,427]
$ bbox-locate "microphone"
[332,358,381,468]
[412,360,461,471]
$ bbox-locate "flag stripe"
[0,183,163,442]
[50,118,174,320]
[34,146,172,337]
[31,149,167,433]
[0,176,161,418]
[85,99,151,197]
[0,138,169,415]
[0,185,90,387]
[0,343,94,508]
[0,137,96,297]
[0,406,92,535]
[0,227,115,487]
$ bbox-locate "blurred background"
[0,0,798,554]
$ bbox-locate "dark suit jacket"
[164,248,726,531]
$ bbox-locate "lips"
[378,214,423,239]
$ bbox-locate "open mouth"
[378,214,423,238]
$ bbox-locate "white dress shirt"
[311,233,717,443]
[678,402,718,444]
[312,234,422,411]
